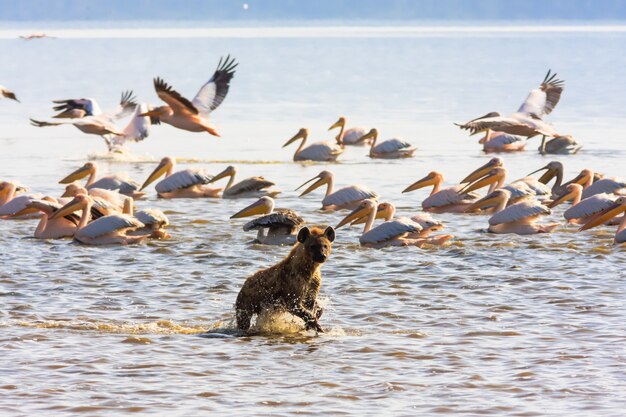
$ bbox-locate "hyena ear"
[324,226,335,242]
[297,226,310,243]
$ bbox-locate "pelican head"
[282,128,309,148]
[50,194,90,220]
[351,201,395,225]
[329,116,346,131]
[0,181,16,200]
[403,171,442,193]
[548,184,583,208]
[296,170,333,197]
[210,165,237,184]
[465,189,511,213]
[579,196,626,232]
[139,105,171,119]
[527,161,564,184]
[460,157,504,184]
[566,168,594,188]
[59,162,96,184]
[230,196,274,219]
[460,167,507,194]
[356,128,378,145]
[62,181,87,198]
[336,198,377,228]
[141,156,174,191]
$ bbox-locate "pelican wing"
[517,70,565,117]
[503,182,536,200]
[88,175,141,196]
[107,90,138,120]
[514,177,552,197]
[360,217,421,245]
[457,116,530,135]
[373,138,413,154]
[582,178,626,199]
[410,213,442,229]
[52,97,101,116]
[154,77,198,115]
[27,199,81,225]
[135,209,169,227]
[79,214,143,238]
[564,194,616,221]
[243,209,304,232]
[192,55,238,116]
[119,103,150,142]
[297,141,343,161]
[544,136,582,155]
[155,169,212,194]
[489,200,550,226]
[0,194,40,216]
[226,177,275,196]
[422,186,478,209]
[322,185,378,208]
[341,127,367,145]
[489,133,524,146]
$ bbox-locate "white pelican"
[465,190,558,235]
[62,182,129,210]
[457,70,564,153]
[60,162,145,199]
[582,177,626,199]
[356,128,416,159]
[402,171,480,213]
[336,199,429,248]
[50,92,134,119]
[0,85,19,102]
[140,55,237,136]
[230,196,304,245]
[543,135,582,155]
[140,156,220,198]
[549,184,617,224]
[22,198,80,239]
[478,130,525,153]
[209,165,280,199]
[51,194,146,245]
[579,197,626,244]
[328,116,369,146]
[134,209,170,239]
[283,128,344,162]
[296,170,378,211]
[0,193,45,219]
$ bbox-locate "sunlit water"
[1,23,626,416]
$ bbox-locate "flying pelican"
[579,197,626,244]
[209,165,280,199]
[478,130,525,153]
[140,156,220,198]
[51,194,147,245]
[549,184,617,224]
[465,190,558,235]
[139,55,237,136]
[328,116,370,146]
[356,128,416,159]
[336,199,431,248]
[402,171,480,213]
[283,128,344,162]
[60,162,145,199]
[582,177,626,199]
[296,170,378,211]
[0,85,19,102]
[230,196,304,245]
[542,135,582,155]
[456,70,564,154]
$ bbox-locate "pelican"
[21,198,80,239]
[60,162,145,199]
[0,193,45,219]
[19,33,54,40]
[296,170,378,211]
[209,165,280,199]
[0,85,19,102]
[542,135,582,155]
[336,199,430,248]
[478,130,525,153]
[456,70,564,154]
[51,194,146,245]
[402,171,480,213]
[356,128,416,159]
[283,128,344,162]
[140,55,237,136]
[549,184,617,224]
[579,197,626,244]
[134,209,170,239]
[230,196,304,245]
[582,177,626,199]
[328,116,369,146]
[62,182,129,210]
[140,156,220,198]
[465,190,558,235]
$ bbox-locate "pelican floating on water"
[297,170,378,211]
[60,162,144,199]
[403,171,480,213]
[357,128,416,159]
[140,55,237,136]
[0,85,19,102]
[140,156,220,198]
[22,198,80,239]
[479,131,525,153]
[283,128,344,162]
[582,177,626,199]
[542,135,582,155]
[549,183,617,224]
[134,209,170,239]
[62,182,129,210]
[230,196,304,245]
[579,197,626,244]
[209,165,280,199]
[328,116,369,146]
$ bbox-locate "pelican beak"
[527,163,558,184]
[403,173,436,193]
[548,189,576,208]
[61,189,72,198]
[296,175,327,197]
[579,201,626,231]
[478,135,487,144]
[230,198,268,219]
[336,204,370,228]
[138,110,159,118]
[209,167,232,184]
[206,125,221,137]
[465,192,501,213]
[50,196,83,220]
[59,164,92,184]
[460,170,501,194]
[356,130,376,144]
[328,119,343,131]
[460,159,501,184]
[283,130,305,148]
[568,171,592,186]
[351,205,386,225]
[141,159,170,191]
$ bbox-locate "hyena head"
[297,226,335,263]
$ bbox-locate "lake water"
[1,23,626,416]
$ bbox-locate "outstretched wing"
[107,90,138,120]
[120,103,150,142]
[52,97,100,116]
[192,55,238,116]
[517,70,565,117]
[154,77,198,115]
